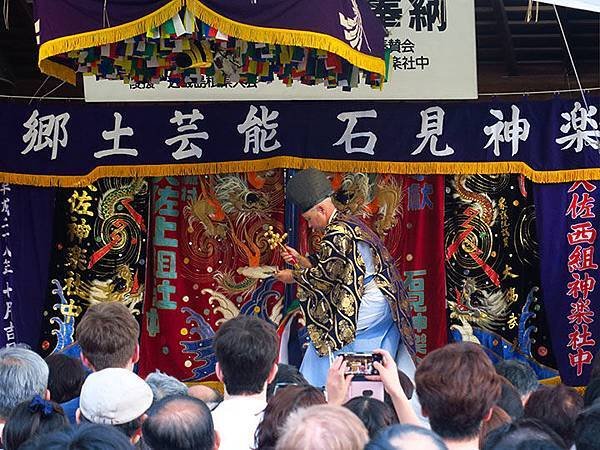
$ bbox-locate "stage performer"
[275,168,416,388]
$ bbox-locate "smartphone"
[340,352,383,376]
[347,380,385,401]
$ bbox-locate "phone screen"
[342,352,383,376]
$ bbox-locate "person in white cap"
[76,367,153,446]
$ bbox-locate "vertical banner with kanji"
[446,175,558,380]
[139,173,285,381]
[534,181,600,386]
[0,183,17,348]
[296,173,447,359]
[40,178,149,355]
[7,185,56,348]
[399,175,447,359]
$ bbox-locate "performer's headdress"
[287,168,333,213]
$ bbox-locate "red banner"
[139,173,285,381]
[399,175,447,360]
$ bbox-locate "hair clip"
[28,395,53,417]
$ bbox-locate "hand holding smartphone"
[340,352,385,401]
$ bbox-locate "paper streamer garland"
[58,12,384,89]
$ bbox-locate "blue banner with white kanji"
[0,97,598,187]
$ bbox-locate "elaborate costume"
[295,211,416,386]
[282,169,416,387]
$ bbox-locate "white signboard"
[84,0,477,102]
[535,0,600,12]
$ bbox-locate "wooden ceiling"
[0,0,598,98]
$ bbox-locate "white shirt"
[211,393,267,450]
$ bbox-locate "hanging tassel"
[526,0,540,23]
[3,0,9,30]
[103,0,111,28]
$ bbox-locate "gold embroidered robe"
[293,212,416,358]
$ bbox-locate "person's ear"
[213,430,221,450]
[266,363,279,384]
[80,352,95,371]
[215,362,224,383]
[131,343,140,365]
[483,407,494,422]
[75,408,81,424]
[44,389,51,401]
[131,427,142,445]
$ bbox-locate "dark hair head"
[255,385,326,450]
[575,402,600,450]
[584,377,600,407]
[142,395,215,450]
[590,350,600,380]
[214,315,278,395]
[396,370,414,400]
[415,342,501,440]
[344,396,398,439]
[524,384,583,447]
[18,423,133,450]
[497,377,524,420]
[364,424,448,450]
[79,412,143,440]
[495,360,539,398]
[44,353,86,403]
[266,364,309,399]
[76,302,139,371]
[479,406,512,450]
[483,418,566,450]
[2,397,69,450]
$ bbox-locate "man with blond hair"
[276,404,369,450]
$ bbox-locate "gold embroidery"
[294,212,415,357]
[326,259,344,278]
[338,320,355,343]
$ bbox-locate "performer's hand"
[281,245,300,265]
[366,349,404,399]
[281,246,313,268]
[274,269,295,284]
[326,356,353,405]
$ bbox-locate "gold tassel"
[1,158,599,188]
[540,376,585,394]
[38,59,77,85]
[38,0,186,84]
[185,0,386,77]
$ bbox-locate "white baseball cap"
[80,368,153,425]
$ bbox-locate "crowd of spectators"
[0,302,598,450]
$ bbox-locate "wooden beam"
[490,0,518,75]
